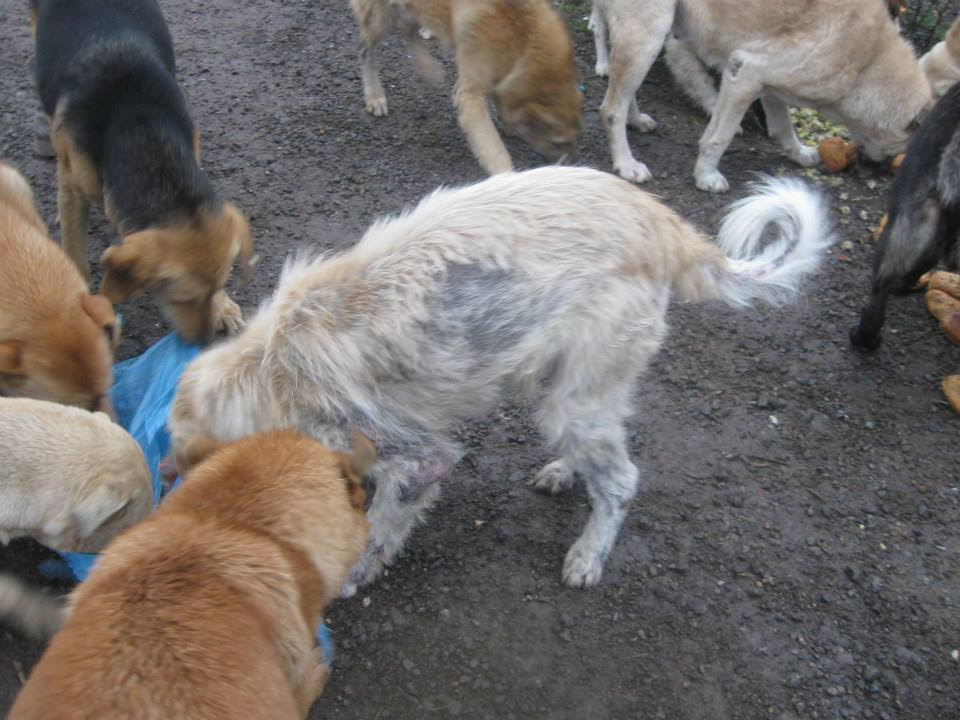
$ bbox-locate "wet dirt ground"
[1,1,958,718]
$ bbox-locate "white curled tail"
[715,177,834,307]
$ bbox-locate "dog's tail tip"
[0,572,64,640]
[716,174,835,306]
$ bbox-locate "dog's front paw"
[792,144,821,168]
[695,168,729,193]
[595,61,610,78]
[213,292,245,335]
[529,459,575,494]
[614,158,653,184]
[365,94,389,117]
[562,541,605,588]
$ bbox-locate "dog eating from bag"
[169,166,833,593]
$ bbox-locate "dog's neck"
[100,112,218,237]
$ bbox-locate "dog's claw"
[365,96,389,117]
[793,144,821,168]
[614,158,653,184]
[213,293,245,335]
[628,112,657,133]
[562,542,604,588]
[529,460,575,494]
[695,169,730,193]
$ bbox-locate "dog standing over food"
[0,162,117,411]
[0,396,152,554]
[31,0,254,342]
[589,0,941,192]
[169,166,833,593]
[850,80,960,350]
[5,430,372,720]
[348,0,582,174]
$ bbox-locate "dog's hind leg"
[350,0,393,116]
[535,372,642,588]
[760,94,819,167]
[589,2,610,78]
[599,1,674,183]
[664,34,717,115]
[694,50,763,192]
[851,199,948,349]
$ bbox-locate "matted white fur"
[169,166,832,591]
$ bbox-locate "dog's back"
[8,430,370,720]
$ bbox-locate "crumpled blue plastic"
[44,332,334,661]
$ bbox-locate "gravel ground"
[0,1,958,718]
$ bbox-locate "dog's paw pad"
[365,96,389,117]
[615,159,653,184]
[695,170,729,193]
[529,460,575,494]
[629,113,657,133]
[562,546,604,588]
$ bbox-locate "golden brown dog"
[7,429,373,720]
[31,0,253,342]
[350,0,582,174]
[0,161,116,411]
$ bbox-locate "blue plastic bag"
[55,332,202,580]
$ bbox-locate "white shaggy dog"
[169,166,832,591]
[590,0,950,192]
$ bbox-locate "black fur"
[32,0,219,235]
[850,80,960,350]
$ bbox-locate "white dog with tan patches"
[169,166,832,591]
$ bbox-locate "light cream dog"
[590,0,947,192]
[169,166,833,592]
[348,0,582,174]
[0,396,151,553]
[0,162,118,411]
[5,430,372,720]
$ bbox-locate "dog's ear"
[69,482,130,538]
[100,232,164,303]
[175,434,223,475]
[340,431,377,509]
[0,340,26,376]
[223,202,255,285]
[81,293,120,348]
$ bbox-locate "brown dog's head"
[0,293,117,412]
[493,15,582,163]
[100,202,253,343]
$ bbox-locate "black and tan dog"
[850,80,960,350]
[31,0,253,342]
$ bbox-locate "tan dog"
[32,0,254,342]
[0,396,152,553]
[0,162,117,411]
[591,0,938,191]
[7,430,373,720]
[349,0,582,174]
